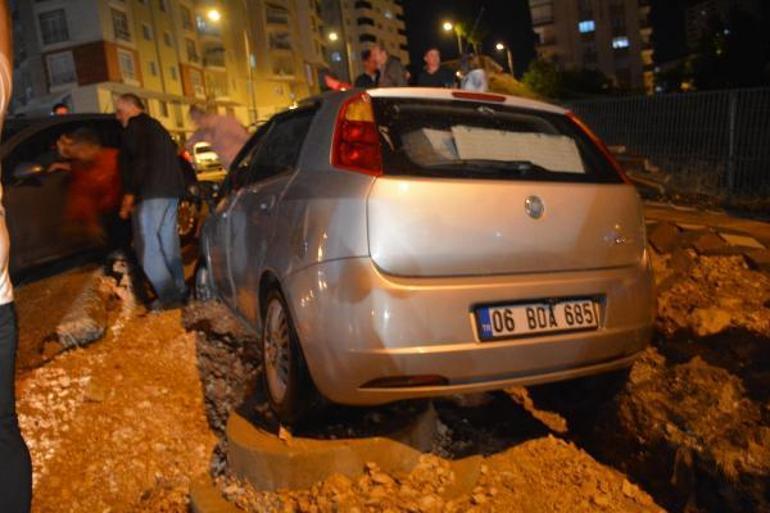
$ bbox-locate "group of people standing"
[348,45,488,92]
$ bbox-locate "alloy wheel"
[263,298,292,405]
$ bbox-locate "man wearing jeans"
[116,93,187,310]
[0,2,33,510]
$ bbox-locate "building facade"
[529,0,653,92]
[321,0,408,83]
[9,0,327,135]
[685,0,763,49]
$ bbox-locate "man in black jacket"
[116,93,187,309]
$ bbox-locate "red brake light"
[332,93,382,176]
[451,91,507,103]
[181,150,193,163]
[566,111,630,184]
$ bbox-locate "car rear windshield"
[372,98,623,183]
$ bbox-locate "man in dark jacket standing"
[116,93,187,309]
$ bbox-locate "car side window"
[246,109,316,184]
[225,121,273,193]
[2,119,122,184]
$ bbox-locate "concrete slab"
[691,232,730,256]
[719,233,766,250]
[190,476,242,513]
[648,222,680,254]
[675,223,707,232]
[744,250,770,273]
[227,406,438,492]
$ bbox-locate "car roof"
[366,87,567,115]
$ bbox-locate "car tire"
[177,199,200,244]
[194,259,215,302]
[260,287,321,426]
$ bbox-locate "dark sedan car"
[0,114,202,277]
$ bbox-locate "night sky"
[402,0,536,79]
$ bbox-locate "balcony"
[532,16,554,26]
[359,33,376,43]
[357,16,374,26]
[398,28,406,36]
[203,46,226,69]
[354,1,372,9]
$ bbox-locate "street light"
[205,7,258,125]
[327,30,354,83]
[442,20,463,56]
[496,42,515,78]
[206,8,221,23]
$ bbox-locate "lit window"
[578,20,595,33]
[612,36,629,49]
[331,51,342,62]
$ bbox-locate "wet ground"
[11,212,770,512]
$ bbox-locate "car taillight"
[566,111,630,184]
[181,150,193,163]
[332,92,382,176]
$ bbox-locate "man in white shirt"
[0,2,32,511]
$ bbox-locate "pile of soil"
[218,437,662,513]
[16,308,217,513]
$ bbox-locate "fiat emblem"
[524,196,544,219]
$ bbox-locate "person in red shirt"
[66,128,129,258]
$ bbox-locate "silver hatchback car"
[196,88,655,424]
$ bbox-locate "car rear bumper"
[283,256,655,405]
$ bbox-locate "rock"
[648,222,680,254]
[691,307,731,336]
[591,494,610,508]
[669,248,695,275]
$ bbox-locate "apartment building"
[321,0,408,83]
[9,0,327,135]
[529,0,653,92]
[685,0,763,49]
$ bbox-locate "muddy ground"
[13,222,770,512]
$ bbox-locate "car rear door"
[206,127,270,307]
[365,96,645,278]
[227,108,317,325]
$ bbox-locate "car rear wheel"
[177,200,200,243]
[260,288,320,425]
[194,260,215,302]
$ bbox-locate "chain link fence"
[567,88,770,199]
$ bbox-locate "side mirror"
[13,162,44,179]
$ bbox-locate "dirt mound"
[218,436,663,513]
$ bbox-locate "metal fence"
[567,88,770,198]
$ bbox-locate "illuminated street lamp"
[442,20,463,56]
[327,30,354,83]
[206,7,258,124]
[206,8,221,23]
[496,42,515,78]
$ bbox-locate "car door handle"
[259,197,276,212]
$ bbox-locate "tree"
[522,59,562,98]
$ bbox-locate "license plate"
[476,298,601,341]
